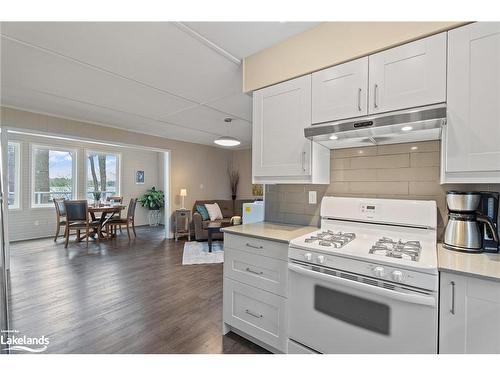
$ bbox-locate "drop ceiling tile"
[1,85,220,146]
[1,22,243,103]
[182,22,320,59]
[205,92,252,121]
[161,104,251,141]
[1,37,194,119]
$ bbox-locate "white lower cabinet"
[223,278,288,352]
[439,272,500,353]
[224,248,288,297]
[223,234,289,353]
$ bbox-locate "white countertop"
[438,244,500,282]
[222,222,317,244]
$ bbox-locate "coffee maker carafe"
[444,191,499,253]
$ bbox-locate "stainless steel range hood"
[305,104,446,149]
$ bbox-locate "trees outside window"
[32,146,76,207]
[86,151,119,202]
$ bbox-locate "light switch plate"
[308,191,317,205]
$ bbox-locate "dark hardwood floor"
[7,226,268,354]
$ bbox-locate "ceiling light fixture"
[329,134,339,140]
[214,118,241,147]
[401,126,413,132]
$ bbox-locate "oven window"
[314,285,390,335]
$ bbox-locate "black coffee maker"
[480,191,500,252]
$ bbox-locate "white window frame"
[85,149,121,202]
[31,144,77,208]
[7,142,21,210]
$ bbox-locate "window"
[86,151,120,202]
[32,145,76,207]
[7,142,21,209]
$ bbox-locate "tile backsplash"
[265,140,500,240]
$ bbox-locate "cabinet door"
[463,276,500,353]
[440,272,500,354]
[439,272,466,353]
[444,22,500,177]
[368,33,446,114]
[253,75,312,177]
[223,277,288,353]
[312,57,368,123]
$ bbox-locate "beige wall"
[265,141,500,240]
[243,22,468,92]
[1,106,238,237]
[232,149,254,199]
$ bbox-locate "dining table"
[88,204,126,240]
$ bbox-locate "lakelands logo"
[1,329,50,353]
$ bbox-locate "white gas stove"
[287,196,439,354]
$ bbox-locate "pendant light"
[214,118,241,147]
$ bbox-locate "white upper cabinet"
[252,75,330,184]
[310,34,446,125]
[442,22,500,183]
[312,57,368,123]
[368,33,447,114]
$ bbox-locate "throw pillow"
[195,204,210,221]
[205,203,223,221]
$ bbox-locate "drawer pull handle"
[245,267,264,275]
[245,309,263,319]
[246,243,263,249]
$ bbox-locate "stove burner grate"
[303,231,356,248]
[369,237,422,261]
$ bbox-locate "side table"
[174,209,191,241]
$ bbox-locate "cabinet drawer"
[224,233,289,261]
[223,277,287,352]
[224,248,288,297]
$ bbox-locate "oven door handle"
[288,263,436,307]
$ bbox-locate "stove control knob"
[304,253,312,261]
[373,266,385,278]
[317,255,326,264]
[392,270,404,283]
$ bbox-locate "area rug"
[182,241,224,265]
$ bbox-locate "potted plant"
[138,186,165,226]
[92,191,102,207]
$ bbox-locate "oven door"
[288,262,438,354]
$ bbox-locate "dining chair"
[106,195,124,233]
[63,200,100,248]
[53,198,67,242]
[106,196,123,204]
[108,198,138,240]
